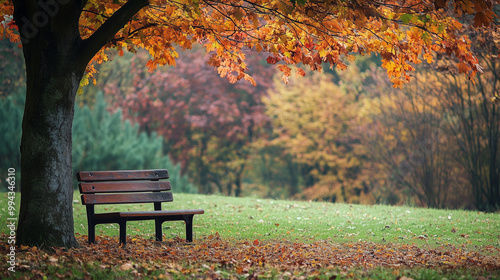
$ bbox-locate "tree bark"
[17,55,81,248]
[13,0,84,248]
[13,0,149,248]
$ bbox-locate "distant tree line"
[1,30,498,210]
[0,59,195,193]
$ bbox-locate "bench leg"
[119,221,127,245]
[88,223,96,244]
[86,206,96,244]
[155,219,163,242]
[184,215,194,242]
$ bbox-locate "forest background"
[1,22,499,212]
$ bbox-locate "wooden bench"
[77,169,204,245]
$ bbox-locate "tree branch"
[79,0,149,68]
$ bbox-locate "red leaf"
[7,20,18,31]
[266,56,279,64]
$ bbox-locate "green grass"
[78,193,500,250]
[2,192,499,249]
[4,260,500,279]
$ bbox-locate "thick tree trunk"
[12,0,149,247]
[17,63,81,248]
[14,1,84,248]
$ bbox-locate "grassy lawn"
[68,193,500,249]
[1,192,499,279]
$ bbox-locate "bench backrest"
[77,169,173,207]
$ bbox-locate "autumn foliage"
[264,69,373,203]
[100,48,275,196]
[83,0,493,88]
[1,0,495,87]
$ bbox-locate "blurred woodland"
[1,24,499,211]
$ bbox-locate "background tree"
[0,0,494,247]
[360,69,463,208]
[72,92,196,193]
[243,140,302,198]
[264,67,374,203]
[0,88,195,193]
[0,39,24,191]
[426,25,499,211]
[0,39,24,98]
[0,88,23,187]
[358,19,499,210]
[101,48,274,196]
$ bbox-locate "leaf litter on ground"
[1,233,499,279]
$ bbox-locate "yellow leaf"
[423,52,433,63]
[319,48,328,58]
[452,19,462,29]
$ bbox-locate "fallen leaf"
[120,263,133,271]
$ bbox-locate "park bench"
[77,169,204,245]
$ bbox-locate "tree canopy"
[1,0,495,86]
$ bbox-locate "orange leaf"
[457,62,470,73]
[295,68,306,77]
[434,0,446,9]
[473,11,491,27]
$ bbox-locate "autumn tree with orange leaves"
[264,68,373,204]
[0,0,496,247]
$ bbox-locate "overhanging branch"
[79,0,149,68]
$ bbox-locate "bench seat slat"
[81,192,173,205]
[95,209,205,219]
[77,169,169,182]
[80,181,171,193]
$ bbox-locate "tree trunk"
[12,0,149,248]
[234,163,245,197]
[14,1,83,248]
[17,62,81,248]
